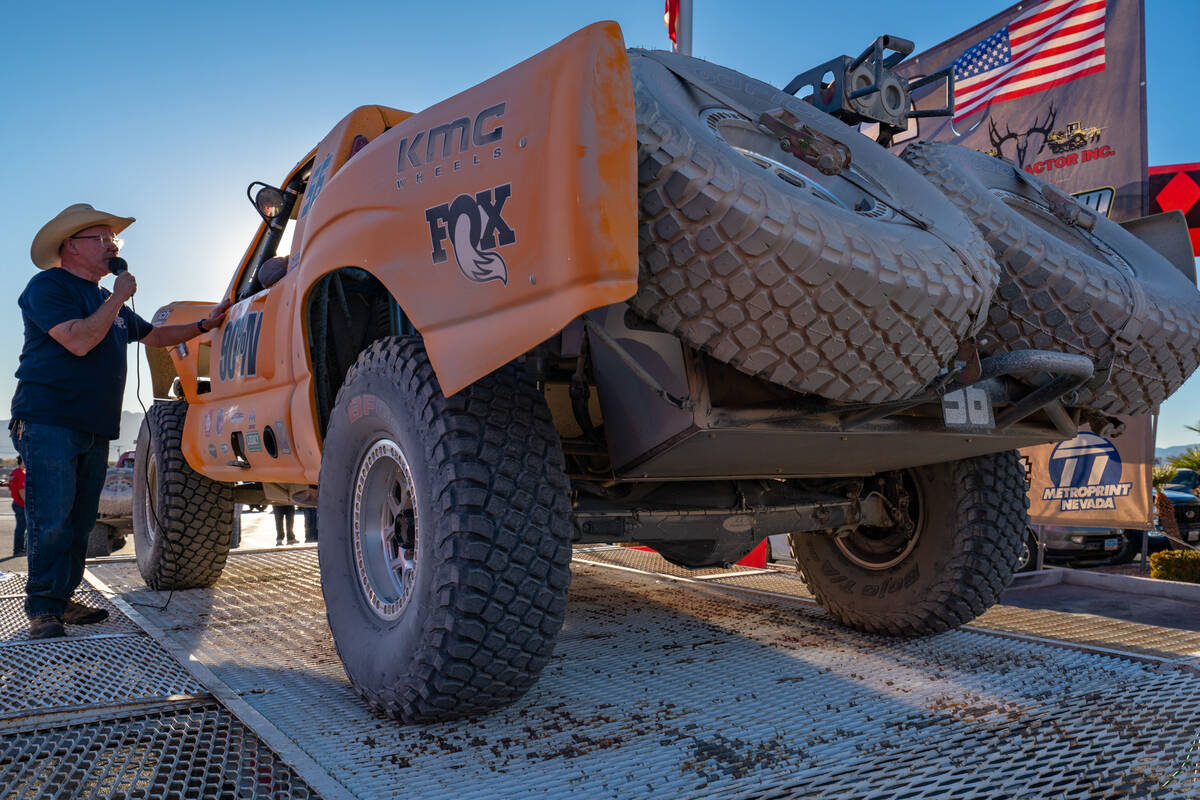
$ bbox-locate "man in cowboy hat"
[12,203,231,639]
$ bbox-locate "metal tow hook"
[758,108,852,176]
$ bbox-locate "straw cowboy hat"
[30,203,135,269]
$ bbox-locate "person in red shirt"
[10,457,26,556]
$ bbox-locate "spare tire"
[903,140,1200,415]
[628,50,1001,403]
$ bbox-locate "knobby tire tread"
[140,401,234,590]
[792,451,1028,636]
[629,52,1000,403]
[326,338,572,722]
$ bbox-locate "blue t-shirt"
[12,268,153,439]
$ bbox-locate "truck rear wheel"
[628,50,1000,403]
[790,451,1028,635]
[318,337,573,722]
[132,401,235,589]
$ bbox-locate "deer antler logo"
[985,104,1058,167]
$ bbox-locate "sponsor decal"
[985,106,1058,167]
[220,443,229,454]
[216,409,226,435]
[1072,187,1115,218]
[230,411,246,424]
[176,342,188,358]
[208,444,218,459]
[1047,120,1104,154]
[299,154,332,220]
[204,411,213,436]
[249,410,256,430]
[396,102,505,188]
[274,420,292,455]
[245,430,263,453]
[425,184,515,285]
[218,309,264,381]
[347,394,377,424]
[984,106,1118,176]
[1041,432,1132,512]
[152,308,171,325]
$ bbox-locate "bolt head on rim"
[353,438,419,621]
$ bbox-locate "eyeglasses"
[70,234,124,250]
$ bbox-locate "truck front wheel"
[318,337,573,723]
[789,451,1028,635]
[132,401,235,589]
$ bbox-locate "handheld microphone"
[108,256,128,275]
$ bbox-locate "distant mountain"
[1157,443,1200,463]
[0,411,144,462]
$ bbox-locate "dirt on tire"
[789,450,1028,635]
[902,140,1200,415]
[132,401,234,590]
[317,337,573,723]
[628,50,1001,403]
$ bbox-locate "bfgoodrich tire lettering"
[790,451,1028,635]
[629,50,1001,403]
[318,337,573,722]
[132,401,235,589]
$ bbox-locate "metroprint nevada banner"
[895,0,1147,222]
[1021,414,1154,529]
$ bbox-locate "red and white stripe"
[955,0,1107,120]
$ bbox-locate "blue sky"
[2,1,1198,444]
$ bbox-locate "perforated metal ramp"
[0,573,317,799]
[77,547,1200,799]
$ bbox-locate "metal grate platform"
[0,634,206,718]
[86,548,1200,799]
[0,570,317,799]
[1,704,316,799]
[0,589,141,643]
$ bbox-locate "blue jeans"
[11,422,109,618]
[12,503,26,554]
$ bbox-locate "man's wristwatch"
[196,319,208,333]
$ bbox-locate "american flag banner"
[895,0,1144,222]
[953,0,1108,121]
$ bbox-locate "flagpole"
[675,0,692,56]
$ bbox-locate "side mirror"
[247,181,287,222]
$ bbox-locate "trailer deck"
[3,546,1199,799]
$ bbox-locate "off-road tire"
[790,451,1028,635]
[1016,527,1039,573]
[132,401,235,589]
[318,337,573,723]
[629,50,1000,403]
[903,140,1200,415]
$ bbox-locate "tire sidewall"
[916,142,1187,294]
[132,414,167,581]
[318,365,438,693]
[630,50,988,250]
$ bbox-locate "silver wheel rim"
[143,448,159,546]
[701,108,896,220]
[352,438,419,621]
[834,474,922,571]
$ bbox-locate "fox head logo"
[425,184,515,285]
